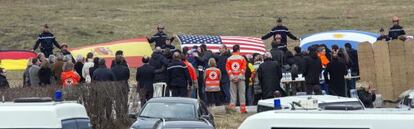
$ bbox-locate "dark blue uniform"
[148,32,170,48]
[33,32,61,57]
[262,25,298,47]
[388,25,406,40]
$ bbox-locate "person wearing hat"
[147,24,175,49]
[377,28,390,41]
[262,17,298,52]
[388,16,406,40]
[33,24,62,58]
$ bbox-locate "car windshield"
[140,102,196,119]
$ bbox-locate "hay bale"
[404,41,414,89]
[389,40,407,99]
[358,42,376,85]
[372,41,393,100]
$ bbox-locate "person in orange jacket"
[226,45,247,113]
[61,62,81,88]
[204,58,222,107]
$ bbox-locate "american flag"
[177,35,266,55]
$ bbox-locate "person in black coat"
[136,57,155,106]
[293,46,305,74]
[270,36,285,65]
[303,45,323,95]
[110,50,128,68]
[326,52,348,97]
[111,56,130,82]
[89,57,100,78]
[257,53,284,99]
[74,55,85,83]
[38,61,52,86]
[92,59,116,81]
[149,47,170,83]
[33,24,61,58]
[147,24,174,49]
[262,18,298,52]
[388,16,406,40]
[0,68,9,89]
[213,44,231,104]
[167,52,192,97]
[357,82,376,108]
[377,28,390,41]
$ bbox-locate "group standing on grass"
[3,16,407,112]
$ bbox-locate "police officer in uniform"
[33,24,61,58]
[147,24,174,49]
[262,18,298,52]
[388,16,406,40]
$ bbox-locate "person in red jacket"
[204,58,222,107]
[226,45,247,113]
[61,62,81,88]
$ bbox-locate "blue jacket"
[33,32,61,52]
[167,60,191,88]
[262,25,298,45]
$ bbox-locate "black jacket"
[149,52,169,83]
[0,75,9,89]
[110,60,128,68]
[388,25,406,40]
[347,48,359,75]
[261,25,298,45]
[214,51,231,83]
[326,58,348,97]
[377,35,390,41]
[303,55,322,85]
[167,60,191,88]
[257,58,284,99]
[293,53,305,74]
[74,62,85,82]
[148,32,170,48]
[38,67,52,85]
[92,66,117,81]
[270,48,285,65]
[33,32,61,52]
[136,64,155,90]
[358,89,376,108]
[111,64,130,81]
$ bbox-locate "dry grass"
[1,0,414,50]
[214,112,251,129]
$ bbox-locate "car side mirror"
[128,113,137,119]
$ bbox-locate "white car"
[0,97,91,129]
[239,109,414,129]
[257,95,365,112]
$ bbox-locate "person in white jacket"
[82,52,94,83]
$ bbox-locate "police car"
[257,95,365,112]
[0,97,91,129]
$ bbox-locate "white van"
[0,97,91,129]
[239,109,414,129]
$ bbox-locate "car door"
[199,102,215,126]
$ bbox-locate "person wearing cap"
[33,24,61,58]
[262,17,298,51]
[147,24,175,49]
[388,16,406,40]
[377,28,390,41]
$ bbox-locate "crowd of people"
[3,16,406,112]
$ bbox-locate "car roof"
[0,101,88,128]
[147,97,199,105]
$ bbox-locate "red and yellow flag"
[70,38,152,68]
[0,50,37,70]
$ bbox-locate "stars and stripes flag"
[177,35,266,55]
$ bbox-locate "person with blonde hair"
[204,58,222,107]
[61,62,81,88]
[357,81,376,108]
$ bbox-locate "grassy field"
[2,0,414,128]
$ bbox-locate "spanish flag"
[0,50,37,70]
[70,38,153,68]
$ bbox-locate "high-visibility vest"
[205,67,221,92]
